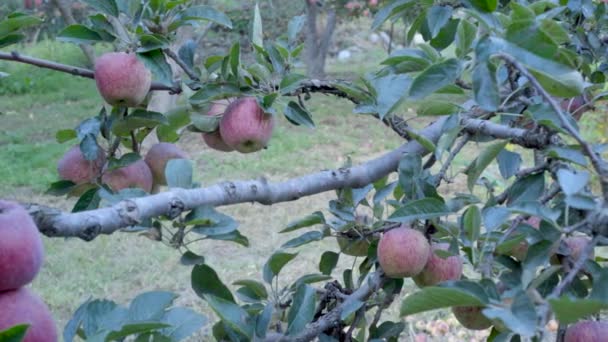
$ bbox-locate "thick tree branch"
[28,118,449,240]
[0,51,182,94]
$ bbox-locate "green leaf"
[283,101,315,128]
[545,146,588,166]
[205,295,253,338]
[409,59,462,100]
[506,173,545,206]
[282,231,324,249]
[45,180,76,196]
[456,20,476,57]
[160,307,207,341]
[106,323,170,340]
[107,153,141,171]
[0,33,25,48]
[549,297,608,324]
[191,114,220,133]
[192,264,235,302]
[417,101,460,116]
[319,251,339,275]
[287,285,317,335]
[233,280,268,300]
[472,62,499,111]
[165,159,193,189]
[0,324,29,342]
[263,251,298,283]
[556,169,589,196]
[280,73,306,95]
[389,198,451,222]
[72,188,100,212]
[229,42,240,77]
[82,0,118,17]
[281,211,325,233]
[138,49,173,86]
[172,6,232,30]
[180,251,205,266]
[484,37,584,97]
[471,0,498,12]
[0,14,42,38]
[190,84,241,105]
[57,24,104,44]
[128,291,176,321]
[462,205,481,243]
[400,283,488,316]
[137,34,170,53]
[252,3,263,48]
[112,109,169,136]
[371,0,415,31]
[185,206,239,236]
[426,6,452,39]
[370,74,412,119]
[465,141,507,191]
[497,149,522,179]
[403,127,436,152]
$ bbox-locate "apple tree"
[2,0,608,341]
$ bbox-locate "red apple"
[413,242,463,287]
[57,145,106,184]
[102,159,153,193]
[0,288,58,342]
[564,320,608,342]
[202,99,235,152]
[94,52,152,107]
[551,235,594,265]
[0,200,44,291]
[378,225,430,278]
[219,97,275,153]
[144,143,188,185]
[452,306,492,330]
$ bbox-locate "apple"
[377,225,430,278]
[564,320,608,342]
[94,52,152,107]
[57,145,106,184]
[202,99,235,152]
[506,216,541,261]
[102,159,153,193]
[452,306,492,330]
[551,235,594,265]
[0,288,58,342]
[144,143,188,185]
[0,200,44,292]
[413,242,463,287]
[219,97,275,153]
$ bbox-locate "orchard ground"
[2,35,607,342]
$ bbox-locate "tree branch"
[0,51,182,94]
[163,48,200,82]
[266,271,385,342]
[496,53,608,201]
[28,117,449,240]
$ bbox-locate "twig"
[496,53,608,201]
[0,51,182,94]
[435,133,470,186]
[551,235,599,297]
[163,48,200,82]
[265,271,385,342]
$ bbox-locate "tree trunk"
[304,1,336,79]
[50,0,96,67]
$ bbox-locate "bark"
[50,0,96,67]
[305,1,337,79]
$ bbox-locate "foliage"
[2,0,608,341]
